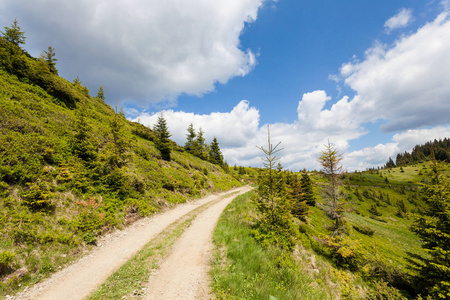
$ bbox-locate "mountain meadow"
[1,23,450,299]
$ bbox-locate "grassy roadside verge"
[87,190,239,300]
[211,191,337,300]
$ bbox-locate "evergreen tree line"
[184,123,225,167]
[150,115,226,168]
[384,138,450,168]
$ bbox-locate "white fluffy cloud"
[0,0,266,105]
[134,95,366,171]
[340,11,450,132]
[134,100,260,148]
[384,8,414,32]
[133,10,450,171]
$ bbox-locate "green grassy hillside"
[211,161,450,299]
[0,40,241,296]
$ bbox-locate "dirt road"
[12,186,251,300]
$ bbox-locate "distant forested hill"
[384,138,450,168]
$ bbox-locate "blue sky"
[2,0,450,170]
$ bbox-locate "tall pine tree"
[318,140,347,236]
[410,161,450,298]
[71,106,97,162]
[252,126,298,250]
[1,18,26,46]
[208,137,224,166]
[194,128,207,160]
[153,112,172,161]
[184,123,196,153]
[300,171,316,206]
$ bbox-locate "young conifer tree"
[410,161,450,298]
[1,17,26,46]
[300,171,316,206]
[184,123,196,153]
[289,173,309,222]
[96,86,105,101]
[72,105,97,162]
[318,140,347,236]
[42,46,58,74]
[208,137,224,166]
[153,112,172,161]
[110,102,129,167]
[253,125,298,250]
[194,128,207,160]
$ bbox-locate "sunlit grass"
[211,192,338,300]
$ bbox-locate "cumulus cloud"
[133,10,450,171]
[134,94,366,171]
[341,11,450,132]
[0,0,267,106]
[384,8,414,32]
[133,100,260,148]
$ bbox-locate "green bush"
[0,251,15,274]
[322,236,366,271]
[353,224,375,236]
[365,280,407,300]
[22,181,55,210]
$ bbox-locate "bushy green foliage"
[301,171,316,206]
[1,18,26,46]
[71,107,97,162]
[252,128,298,251]
[365,280,407,300]
[322,236,366,271]
[353,224,375,236]
[153,113,172,161]
[288,172,310,222]
[208,137,224,166]
[318,141,348,236]
[0,251,15,274]
[410,162,450,299]
[22,181,55,210]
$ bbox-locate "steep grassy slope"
[0,43,241,296]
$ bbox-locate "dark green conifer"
[252,126,298,250]
[1,18,26,46]
[410,162,450,298]
[71,107,97,162]
[289,173,309,222]
[153,112,172,161]
[109,102,129,167]
[42,46,58,74]
[208,137,224,166]
[194,128,207,160]
[96,86,105,101]
[300,171,316,206]
[184,123,196,152]
[318,140,347,236]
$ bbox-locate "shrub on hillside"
[0,251,15,274]
[353,224,375,236]
[322,236,366,271]
[365,280,407,300]
[22,181,54,210]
